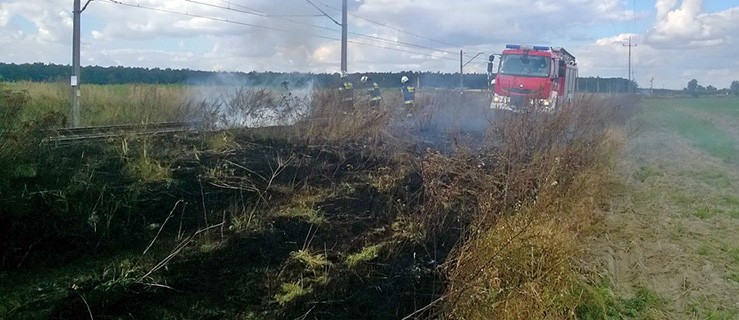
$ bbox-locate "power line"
[184,0,457,55]
[196,0,325,18]
[98,0,458,61]
[308,0,467,51]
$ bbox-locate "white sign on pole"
[71,76,78,86]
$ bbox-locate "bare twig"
[78,292,94,320]
[143,200,183,255]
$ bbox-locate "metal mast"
[623,36,637,92]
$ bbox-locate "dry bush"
[434,95,635,319]
[295,88,393,143]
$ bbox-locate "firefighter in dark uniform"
[361,75,382,107]
[400,75,416,117]
[338,74,354,112]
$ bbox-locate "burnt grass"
[1,128,468,319]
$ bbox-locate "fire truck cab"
[488,44,577,111]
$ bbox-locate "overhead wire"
[98,0,459,61]
[184,0,458,55]
[308,0,473,52]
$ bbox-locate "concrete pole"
[341,0,347,75]
[459,50,463,91]
[71,0,81,128]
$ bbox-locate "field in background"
[590,96,738,319]
[1,81,444,128]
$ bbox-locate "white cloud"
[0,0,737,89]
[647,0,739,48]
[0,6,9,27]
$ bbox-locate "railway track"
[41,121,199,145]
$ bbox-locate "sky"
[0,0,737,89]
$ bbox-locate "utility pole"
[71,0,92,128]
[459,51,484,92]
[650,77,654,96]
[459,50,463,91]
[71,0,81,128]
[341,0,347,75]
[623,36,637,93]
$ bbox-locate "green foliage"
[345,244,383,268]
[730,80,739,96]
[274,281,312,306]
[290,249,331,272]
[576,283,663,319]
[125,157,171,184]
[687,79,699,97]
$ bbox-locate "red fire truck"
[488,44,578,111]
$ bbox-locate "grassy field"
[589,96,739,319]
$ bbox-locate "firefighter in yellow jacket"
[400,75,416,117]
[360,75,382,107]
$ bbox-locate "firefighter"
[400,75,416,117]
[339,74,354,102]
[339,73,354,114]
[361,75,382,107]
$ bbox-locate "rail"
[40,121,199,145]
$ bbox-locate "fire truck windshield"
[498,54,550,77]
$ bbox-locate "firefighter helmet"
[401,76,409,84]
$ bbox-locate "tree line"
[686,79,739,97]
[0,63,489,89]
[0,62,646,94]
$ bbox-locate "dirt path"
[592,99,739,319]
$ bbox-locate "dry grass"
[3,81,195,125]
[436,95,635,319]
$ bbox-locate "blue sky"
[0,0,738,89]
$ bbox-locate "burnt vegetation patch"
[1,86,639,319]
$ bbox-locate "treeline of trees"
[0,63,490,89]
[1,62,647,94]
[577,77,638,94]
[685,79,739,97]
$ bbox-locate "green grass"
[576,282,663,319]
[692,207,715,219]
[642,97,738,164]
[275,207,326,225]
[0,249,149,318]
[687,303,739,320]
[345,244,383,268]
[696,243,712,256]
[3,81,194,126]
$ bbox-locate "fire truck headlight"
[542,99,550,106]
[493,96,501,102]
